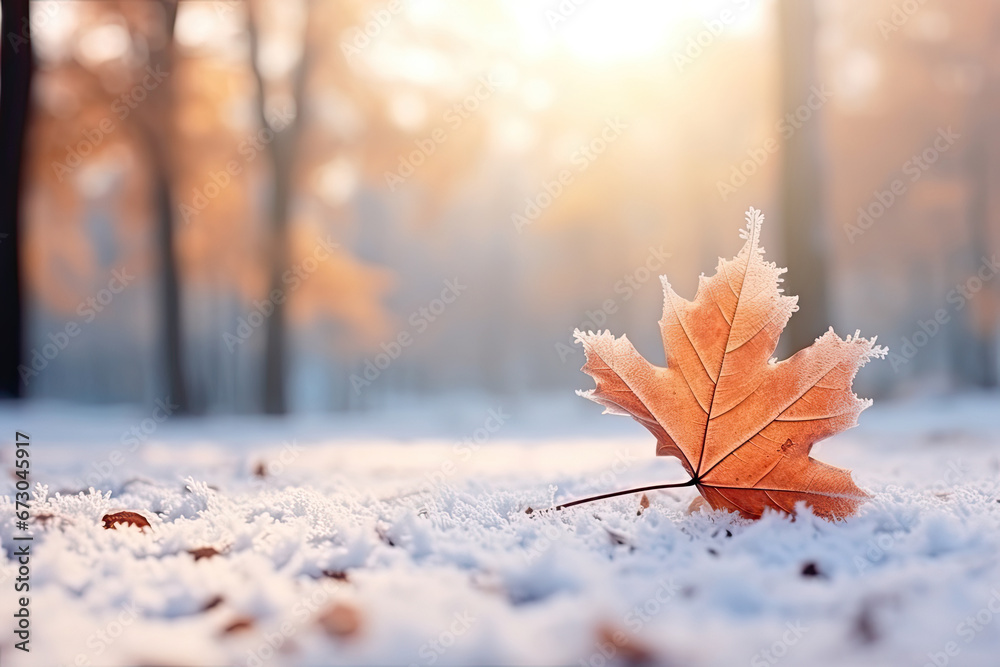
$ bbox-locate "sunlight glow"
[557,0,685,64]
[495,0,768,66]
[76,23,130,66]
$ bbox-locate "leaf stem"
[533,478,699,514]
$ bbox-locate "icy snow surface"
[1,392,999,666]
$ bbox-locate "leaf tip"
[740,206,765,248]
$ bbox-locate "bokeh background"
[2,0,998,416]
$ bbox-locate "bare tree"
[777,0,830,353]
[136,0,191,412]
[246,0,312,413]
[955,6,1000,388]
[0,0,33,398]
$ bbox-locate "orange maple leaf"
[576,208,887,520]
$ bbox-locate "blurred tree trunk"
[139,0,191,412]
[777,0,830,352]
[0,0,33,399]
[247,0,311,414]
[955,10,1000,388]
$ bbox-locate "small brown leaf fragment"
[637,494,650,516]
[318,603,362,639]
[605,528,632,548]
[201,595,224,612]
[800,562,823,578]
[321,570,349,582]
[188,547,223,561]
[686,496,708,515]
[469,571,505,596]
[524,506,534,515]
[595,624,656,667]
[102,511,151,532]
[376,525,395,547]
[853,604,880,645]
[252,461,267,478]
[222,616,255,634]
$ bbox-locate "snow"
[1,393,999,666]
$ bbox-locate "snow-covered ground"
[1,392,999,666]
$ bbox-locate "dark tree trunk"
[0,0,33,398]
[261,172,292,415]
[256,130,295,415]
[957,16,999,389]
[144,0,190,412]
[154,160,190,409]
[247,0,311,414]
[777,0,831,352]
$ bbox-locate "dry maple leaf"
[188,546,223,561]
[576,207,887,520]
[101,511,152,531]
